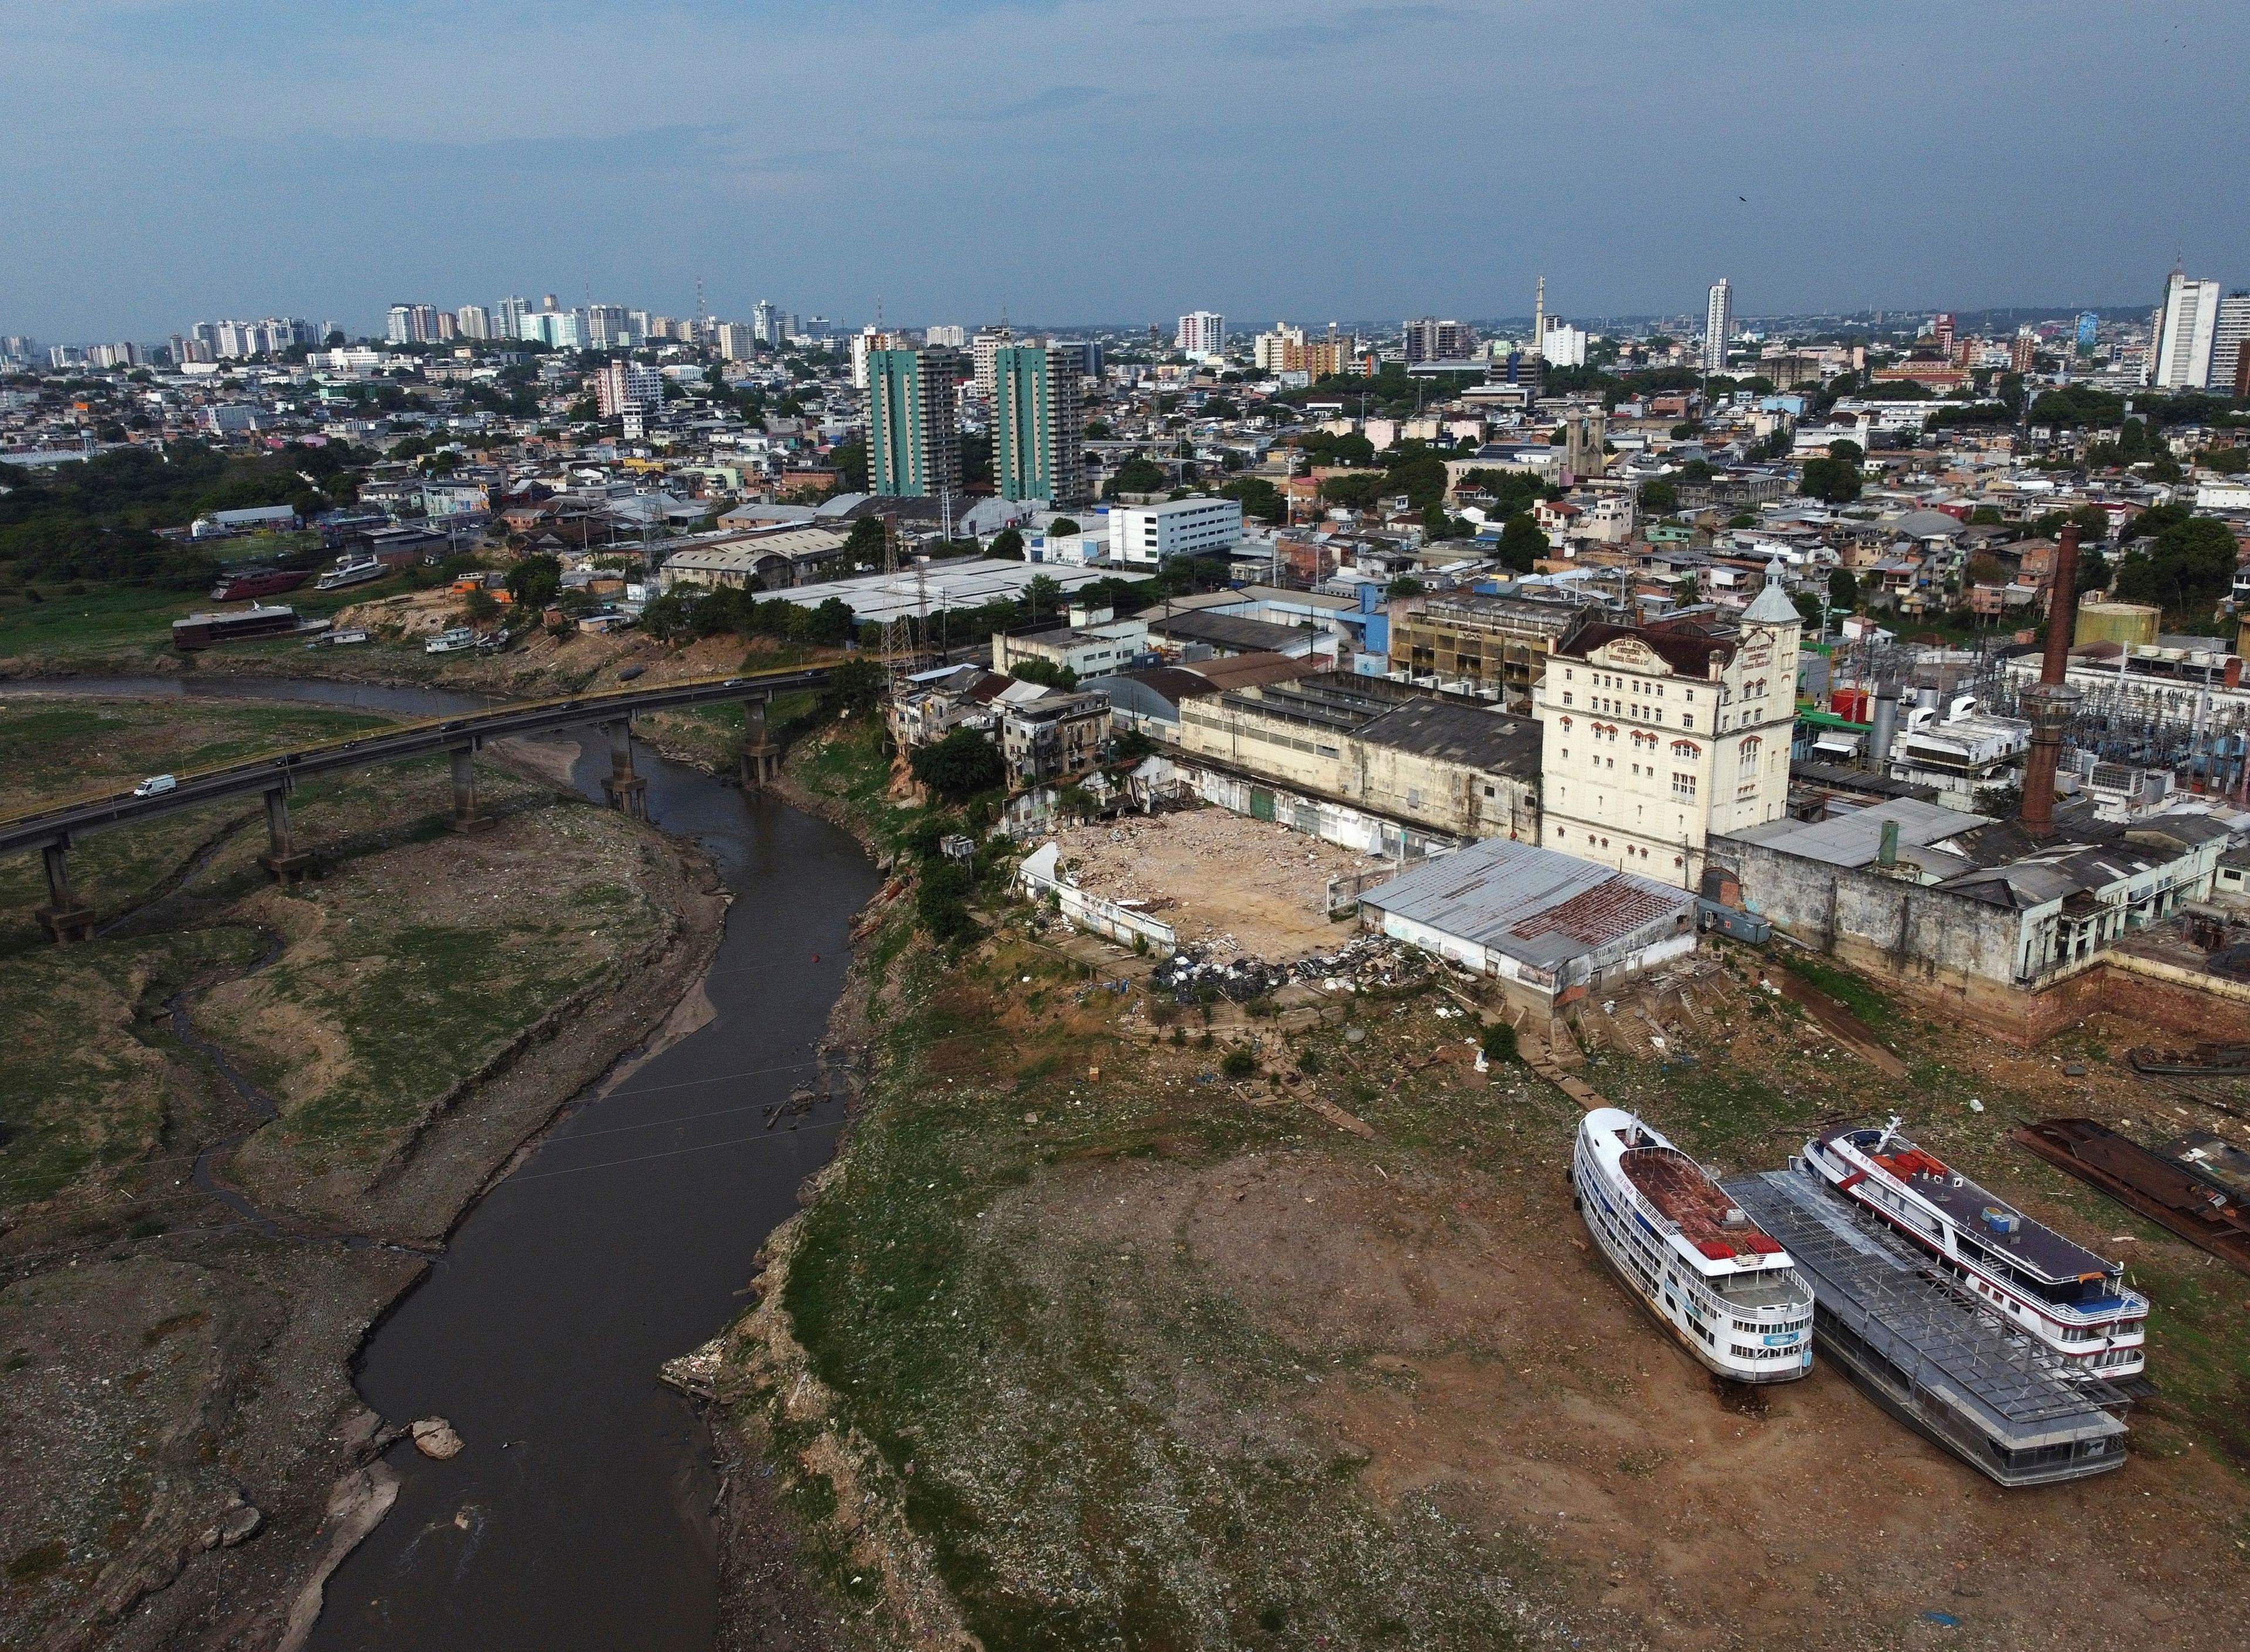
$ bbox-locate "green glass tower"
[993,343,1085,506]
[866,346,963,497]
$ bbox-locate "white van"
[132,774,178,797]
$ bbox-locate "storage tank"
[1830,687,1871,723]
[2074,600,2160,648]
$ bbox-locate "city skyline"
[4,0,2246,340]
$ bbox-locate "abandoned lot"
[0,694,724,1650]
[722,739,2250,1652]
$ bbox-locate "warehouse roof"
[1359,838,1695,972]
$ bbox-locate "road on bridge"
[2,664,831,939]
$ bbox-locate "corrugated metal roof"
[1360,838,1695,971]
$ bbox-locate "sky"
[4,0,2246,343]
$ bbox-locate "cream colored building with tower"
[1533,563,1800,889]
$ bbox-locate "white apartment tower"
[456,305,492,340]
[1175,310,1225,357]
[2211,291,2250,397]
[1533,562,1799,891]
[2154,269,2223,389]
[1702,279,1733,375]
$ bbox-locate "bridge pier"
[740,694,780,790]
[258,784,315,882]
[36,839,97,943]
[450,745,495,834]
[601,721,648,819]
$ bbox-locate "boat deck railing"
[1725,1168,2130,1438]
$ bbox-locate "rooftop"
[1359,837,1695,971]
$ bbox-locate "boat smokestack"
[2020,527,2083,838]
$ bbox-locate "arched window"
[1671,739,1700,760]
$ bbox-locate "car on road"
[132,774,178,797]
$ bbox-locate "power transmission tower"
[879,514,917,697]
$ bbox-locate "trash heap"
[1150,936,1429,1003]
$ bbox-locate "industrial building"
[1357,836,1699,1012]
[1389,585,1606,702]
[1174,672,1540,844]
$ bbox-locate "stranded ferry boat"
[1807,1119,2146,1379]
[1573,1108,1814,1382]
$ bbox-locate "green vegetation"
[911,726,1005,803]
[2114,511,2239,624]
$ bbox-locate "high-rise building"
[1931,313,1956,353]
[1702,279,1733,375]
[497,296,530,338]
[852,325,907,389]
[1402,318,1474,363]
[1175,311,1225,356]
[1539,322,1588,368]
[2152,269,2221,389]
[2010,325,2038,376]
[715,322,757,361]
[593,360,664,418]
[385,304,415,346]
[2208,292,2250,400]
[993,342,1088,507]
[1048,338,1103,378]
[1254,323,1304,372]
[970,326,1012,398]
[2076,311,2101,352]
[925,325,968,349]
[434,310,459,342]
[865,346,964,498]
[585,305,632,349]
[0,336,34,366]
[752,299,779,345]
[456,305,492,340]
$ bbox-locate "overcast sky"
[5,0,2244,342]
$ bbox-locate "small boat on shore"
[1572,1108,1814,1383]
[2127,1044,2250,1079]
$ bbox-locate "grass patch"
[1772,947,1896,1028]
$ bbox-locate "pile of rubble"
[1151,936,1429,1004]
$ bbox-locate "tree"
[1216,475,1286,525]
[805,596,855,646]
[639,590,694,641]
[1010,657,1079,691]
[1826,438,1864,467]
[1388,576,1424,598]
[2113,515,2238,620]
[1102,457,1167,499]
[910,727,1005,801]
[824,654,886,716]
[462,588,500,624]
[1049,517,1081,537]
[988,527,1025,560]
[830,439,868,492]
[1799,456,1862,504]
[1024,573,1062,625]
[1828,568,1859,612]
[506,552,562,608]
[843,517,887,566]
[1497,513,1547,572]
[1639,479,1678,514]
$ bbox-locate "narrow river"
[17,675,879,1650]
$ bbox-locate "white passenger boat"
[1805,1119,2146,1380]
[1573,1107,1815,1383]
[315,554,386,591]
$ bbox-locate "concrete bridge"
[2,667,830,940]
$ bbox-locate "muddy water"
[15,676,879,1651]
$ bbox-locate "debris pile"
[1150,936,1429,1003]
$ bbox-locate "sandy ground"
[1046,808,1386,962]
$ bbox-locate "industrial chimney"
[2019,526,2082,837]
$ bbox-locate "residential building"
[715,322,757,361]
[970,326,1012,398]
[995,609,1148,680]
[1391,586,1606,700]
[925,325,968,348]
[456,304,491,340]
[1540,322,1588,368]
[752,299,779,345]
[988,682,1110,786]
[1534,563,1801,889]
[593,360,663,419]
[2210,291,2250,399]
[585,304,632,348]
[993,343,1086,506]
[386,304,414,346]
[1403,318,1474,363]
[2011,325,2038,375]
[2152,268,2221,389]
[497,296,530,338]
[1703,279,1733,375]
[1358,836,1697,1013]
[1254,323,1304,371]
[865,346,964,498]
[1106,497,1245,566]
[1175,310,1225,357]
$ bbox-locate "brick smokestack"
[2020,525,2082,838]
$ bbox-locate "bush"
[1480,1020,1518,1064]
[1219,1047,1258,1080]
